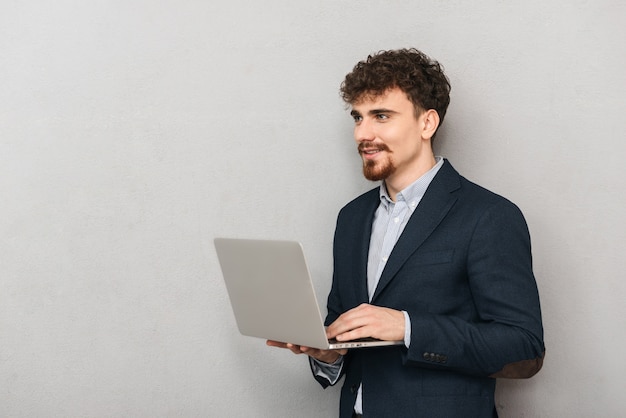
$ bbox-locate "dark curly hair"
[340,48,451,132]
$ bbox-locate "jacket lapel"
[342,188,380,306]
[353,190,380,304]
[371,160,461,302]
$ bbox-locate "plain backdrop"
[1,1,624,417]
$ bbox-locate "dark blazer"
[315,160,545,418]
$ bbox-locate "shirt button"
[394,217,400,223]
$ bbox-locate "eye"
[352,114,363,123]
[375,113,389,120]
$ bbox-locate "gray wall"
[1,1,624,417]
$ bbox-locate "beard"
[358,143,396,181]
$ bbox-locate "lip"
[360,148,384,160]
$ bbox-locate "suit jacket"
[314,160,545,418]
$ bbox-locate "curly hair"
[340,48,451,127]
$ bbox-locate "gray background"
[1,1,624,417]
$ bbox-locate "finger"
[327,305,373,338]
[335,325,371,342]
[267,340,305,354]
[266,340,290,349]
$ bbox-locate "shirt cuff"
[310,355,344,385]
[402,310,411,347]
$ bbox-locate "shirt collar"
[378,156,444,213]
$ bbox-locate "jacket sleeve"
[404,199,545,378]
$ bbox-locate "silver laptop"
[214,238,404,350]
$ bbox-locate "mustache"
[358,142,391,154]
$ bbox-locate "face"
[351,88,434,189]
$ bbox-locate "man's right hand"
[266,340,347,364]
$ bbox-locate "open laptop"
[214,238,404,350]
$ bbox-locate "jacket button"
[423,352,430,360]
[350,385,358,394]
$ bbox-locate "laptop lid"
[214,237,403,350]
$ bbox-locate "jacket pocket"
[408,249,455,266]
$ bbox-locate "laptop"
[214,237,404,350]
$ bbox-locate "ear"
[421,109,440,141]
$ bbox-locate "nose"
[354,118,375,144]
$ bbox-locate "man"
[268,48,544,417]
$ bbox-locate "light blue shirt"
[312,157,444,414]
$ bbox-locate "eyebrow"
[350,108,399,117]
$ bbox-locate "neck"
[385,154,437,201]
